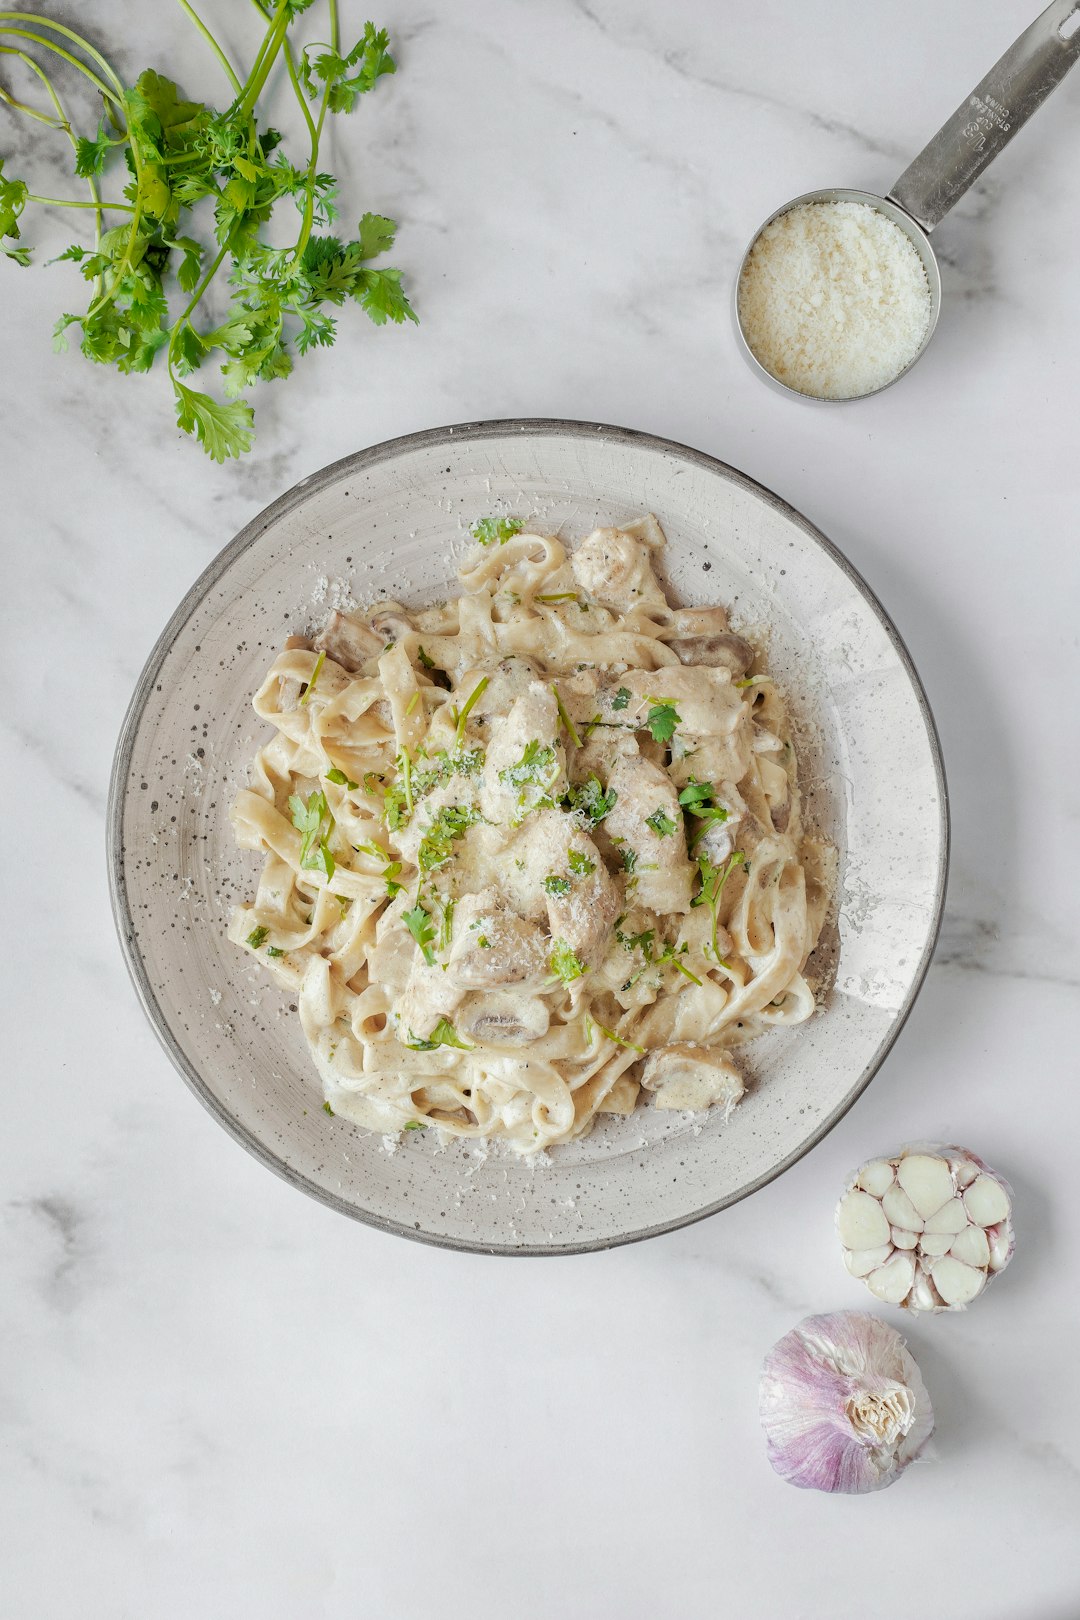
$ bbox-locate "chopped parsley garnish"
[612,686,631,711]
[691,851,746,963]
[472,516,523,546]
[536,592,579,604]
[418,805,479,871]
[288,789,336,880]
[323,1101,335,1116]
[563,773,617,823]
[645,807,677,838]
[326,767,359,790]
[300,650,325,706]
[404,1119,427,1130]
[500,739,557,792]
[616,925,655,957]
[363,772,385,794]
[383,749,414,829]
[620,847,638,874]
[406,1018,473,1051]
[266,946,285,959]
[476,935,491,949]
[383,861,404,898]
[549,939,585,985]
[542,875,571,896]
[416,645,435,669]
[439,895,456,950]
[402,903,436,966]
[567,851,596,877]
[644,700,681,744]
[246,926,269,949]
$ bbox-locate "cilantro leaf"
[357,211,397,260]
[567,851,595,877]
[645,807,677,838]
[417,805,479,871]
[620,846,638,874]
[74,122,111,179]
[611,686,630,711]
[549,939,585,985]
[402,903,436,966]
[472,516,523,546]
[542,875,571,896]
[644,701,680,744]
[563,774,617,823]
[288,788,336,880]
[404,1119,427,1130]
[246,926,269,948]
[499,739,557,793]
[406,1017,472,1051]
[173,381,254,464]
[0,160,28,241]
[323,1099,335,1115]
[325,767,359,789]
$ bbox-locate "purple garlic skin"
[760,1310,934,1494]
[837,1143,1015,1314]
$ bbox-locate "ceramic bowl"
[108,420,948,1253]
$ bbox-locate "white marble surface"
[4,1,1080,1614]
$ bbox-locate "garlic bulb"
[837,1144,1014,1312]
[760,1310,934,1493]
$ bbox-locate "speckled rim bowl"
[108,419,948,1255]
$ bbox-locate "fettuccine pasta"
[229,516,833,1153]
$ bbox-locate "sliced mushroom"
[640,1042,745,1112]
[314,610,383,673]
[669,630,754,675]
[370,604,416,642]
[446,890,549,990]
[458,992,550,1045]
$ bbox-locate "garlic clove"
[987,1223,1013,1272]
[896,1153,954,1219]
[881,1184,925,1232]
[964,1174,1011,1228]
[931,1255,986,1307]
[837,1144,1015,1312]
[949,1224,990,1268]
[865,1251,915,1304]
[923,1197,969,1234]
[857,1159,896,1197]
[844,1243,894,1278]
[909,1272,940,1313]
[837,1189,891,1250]
[760,1310,934,1493]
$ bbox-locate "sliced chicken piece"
[393,961,466,1045]
[570,527,668,615]
[315,610,384,673]
[640,1043,745,1112]
[623,665,746,740]
[480,681,566,825]
[604,755,695,914]
[500,809,618,965]
[445,889,549,990]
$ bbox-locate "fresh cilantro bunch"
[0,3,416,461]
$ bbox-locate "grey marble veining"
[3,1,1080,1616]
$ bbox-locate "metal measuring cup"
[736,0,1080,399]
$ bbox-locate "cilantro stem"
[24,193,133,211]
[175,0,242,96]
[167,242,229,374]
[398,748,413,817]
[0,25,124,107]
[552,684,581,749]
[454,677,489,748]
[236,1,290,118]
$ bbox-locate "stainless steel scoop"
[736,0,1080,400]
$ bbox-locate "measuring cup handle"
[888,0,1080,231]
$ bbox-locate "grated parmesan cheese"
[738,200,932,400]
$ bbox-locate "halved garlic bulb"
[837,1144,1014,1313]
